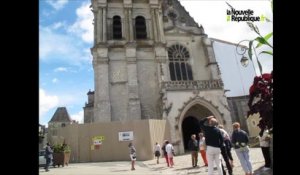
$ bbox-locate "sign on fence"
[118,131,133,141]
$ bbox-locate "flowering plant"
[53,143,71,153]
[247,72,273,136]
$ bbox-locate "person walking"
[188,134,199,167]
[219,125,234,167]
[258,126,271,170]
[218,125,233,175]
[231,122,253,175]
[165,141,174,168]
[199,116,224,175]
[44,143,53,172]
[128,142,137,170]
[154,142,161,164]
[198,132,208,166]
[161,140,170,167]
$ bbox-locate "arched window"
[113,16,122,39]
[135,16,147,39]
[168,44,193,81]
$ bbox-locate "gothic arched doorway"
[182,116,201,151]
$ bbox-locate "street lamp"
[240,56,249,67]
[236,40,261,76]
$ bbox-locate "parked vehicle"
[39,150,46,167]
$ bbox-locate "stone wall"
[84,105,94,123]
[227,96,250,133]
[137,49,160,119]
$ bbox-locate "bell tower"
[90,0,167,122]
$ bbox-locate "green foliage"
[259,51,273,56]
[255,32,273,48]
[53,144,71,153]
[271,0,273,12]
[243,1,273,74]
[248,40,253,61]
[247,22,260,35]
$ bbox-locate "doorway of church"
[182,116,201,151]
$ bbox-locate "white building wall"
[212,40,256,97]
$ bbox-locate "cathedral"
[83,0,232,153]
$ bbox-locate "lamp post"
[240,56,249,67]
[236,40,262,76]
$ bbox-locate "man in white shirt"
[165,141,174,168]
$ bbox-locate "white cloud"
[46,0,69,10]
[54,67,68,72]
[39,26,91,66]
[41,10,52,18]
[70,110,84,123]
[39,88,59,120]
[39,89,84,124]
[57,94,78,107]
[52,78,58,83]
[68,1,93,43]
[52,22,67,30]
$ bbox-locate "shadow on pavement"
[110,169,130,172]
[253,166,273,175]
[174,166,197,171]
[149,166,171,171]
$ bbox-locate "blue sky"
[40,0,94,125]
[39,0,272,126]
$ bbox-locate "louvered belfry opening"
[135,16,147,39]
[113,16,122,39]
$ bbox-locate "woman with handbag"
[154,142,161,164]
[128,143,136,170]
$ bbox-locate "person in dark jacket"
[188,134,199,167]
[161,140,169,167]
[44,143,53,172]
[199,116,224,175]
[231,122,253,175]
[219,125,233,175]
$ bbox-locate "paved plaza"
[39,148,272,175]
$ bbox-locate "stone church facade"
[84,0,232,154]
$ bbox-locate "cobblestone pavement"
[39,148,272,175]
[142,148,272,175]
